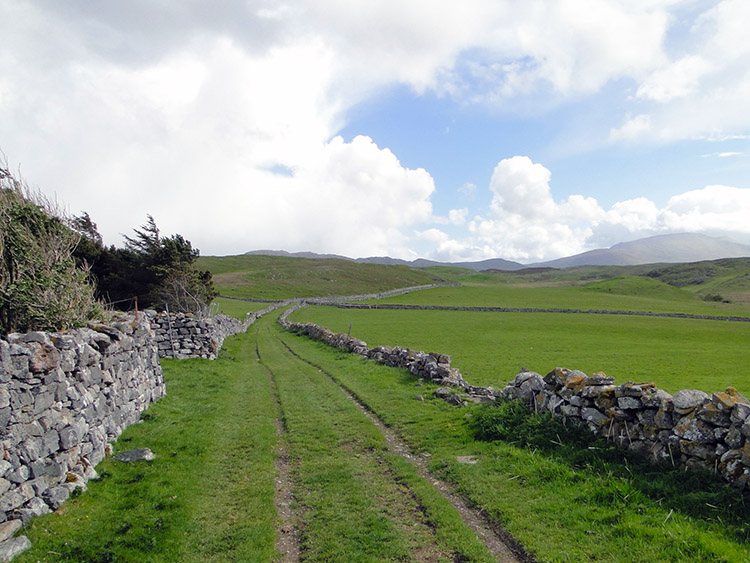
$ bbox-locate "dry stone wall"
[149,303,285,360]
[501,368,750,489]
[0,313,165,528]
[0,300,288,558]
[279,305,750,490]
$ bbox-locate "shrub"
[0,165,98,334]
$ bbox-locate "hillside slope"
[197,254,445,300]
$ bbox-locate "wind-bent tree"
[73,214,216,314]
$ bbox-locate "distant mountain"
[243,250,525,271]
[532,233,750,268]
[244,249,351,261]
[243,233,750,272]
[355,256,524,271]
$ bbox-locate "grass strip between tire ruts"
[257,320,496,562]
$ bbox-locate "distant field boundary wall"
[326,302,750,323]
[219,282,454,306]
[279,303,750,490]
[150,303,284,360]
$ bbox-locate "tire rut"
[256,336,301,563]
[277,336,535,563]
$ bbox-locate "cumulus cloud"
[424,157,750,262]
[611,0,750,142]
[164,135,435,259]
[660,185,750,234]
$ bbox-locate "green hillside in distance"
[580,275,695,301]
[644,257,750,305]
[426,257,750,306]
[197,254,446,300]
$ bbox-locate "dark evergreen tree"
[73,214,215,313]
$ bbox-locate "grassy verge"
[290,306,750,395]
[256,320,495,562]
[280,329,750,562]
[17,330,279,562]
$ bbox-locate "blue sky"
[1,1,750,262]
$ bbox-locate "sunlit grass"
[363,281,750,317]
[281,329,750,562]
[290,305,750,395]
[17,333,279,562]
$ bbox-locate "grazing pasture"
[289,304,750,395]
[362,278,750,317]
[197,254,444,300]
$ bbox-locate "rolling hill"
[533,233,750,268]
[243,233,750,271]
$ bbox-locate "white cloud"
[421,157,750,263]
[3,0,750,264]
[611,0,750,142]
[458,182,477,200]
[659,185,750,234]
[436,0,669,106]
[610,114,652,142]
[448,208,469,225]
[636,55,711,102]
[702,152,743,158]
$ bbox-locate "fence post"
[165,303,175,357]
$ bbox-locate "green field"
[281,328,750,562]
[18,312,750,562]
[197,254,444,300]
[290,305,750,395]
[14,255,750,561]
[211,295,270,317]
[362,276,750,317]
[427,257,750,307]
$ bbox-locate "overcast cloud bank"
[1,1,749,262]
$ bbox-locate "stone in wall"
[150,303,285,360]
